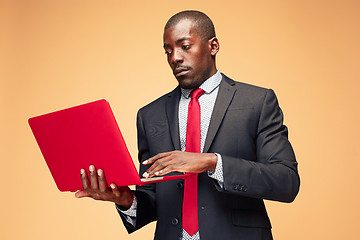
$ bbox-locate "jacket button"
[171,218,179,225]
[177,182,184,189]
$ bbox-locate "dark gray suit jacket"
[118,74,300,240]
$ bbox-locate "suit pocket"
[231,209,272,229]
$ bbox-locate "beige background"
[1,0,359,239]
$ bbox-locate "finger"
[75,190,91,198]
[98,169,108,192]
[145,156,174,177]
[155,168,171,176]
[89,165,99,190]
[143,161,161,178]
[142,152,170,165]
[142,152,175,178]
[142,156,157,165]
[148,152,193,176]
[110,183,120,198]
[80,168,90,190]
[152,163,177,177]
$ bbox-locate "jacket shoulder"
[138,86,180,114]
[222,73,269,93]
[221,73,274,105]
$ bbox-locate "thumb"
[75,190,91,198]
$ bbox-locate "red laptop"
[28,99,192,192]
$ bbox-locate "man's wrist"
[206,153,218,172]
[115,191,135,210]
[207,153,224,185]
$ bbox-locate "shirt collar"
[181,70,222,99]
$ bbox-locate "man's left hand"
[142,150,217,178]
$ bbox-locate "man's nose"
[171,49,183,65]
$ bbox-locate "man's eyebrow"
[175,37,190,44]
[163,37,191,48]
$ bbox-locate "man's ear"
[208,37,219,56]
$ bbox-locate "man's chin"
[176,76,199,89]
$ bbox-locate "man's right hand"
[75,165,134,210]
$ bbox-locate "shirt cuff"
[116,194,137,226]
[207,153,224,186]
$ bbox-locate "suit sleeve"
[117,109,157,233]
[221,89,300,203]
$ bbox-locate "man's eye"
[165,50,172,55]
[182,45,190,50]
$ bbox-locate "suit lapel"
[166,87,181,150]
[203,75,236,153]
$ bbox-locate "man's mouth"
[173,66,191,77]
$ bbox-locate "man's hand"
[142,150,217,178]
[75,165,134,210]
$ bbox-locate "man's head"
[163,10,219,89]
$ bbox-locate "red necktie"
[183,88,204,236]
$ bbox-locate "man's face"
[163,19,215,89]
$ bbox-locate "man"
[75,10,300,240]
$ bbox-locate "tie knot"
[190,88,204,99]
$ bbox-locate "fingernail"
[110,184,116,189]
[97,169,102,176]
[80,169,85,175]
[143,160,148,165]
[143,172,149,178]
[89,165,95,171]
[155,171,159,176]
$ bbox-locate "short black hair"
[165,10,216,40]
